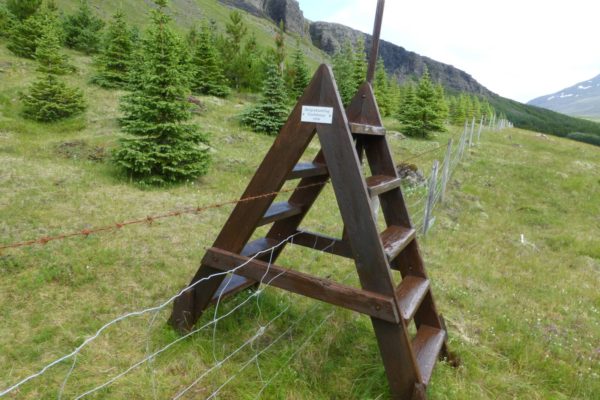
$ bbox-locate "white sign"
[301,106,334,124]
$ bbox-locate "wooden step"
[380,225,416,261]
[287,162,328,180]
[259,202,302,226]
[366,175,402,197]
[412,325,446,385]
[349,122,386,136]
[212,238,280,303]
[396,276,430,321]
[211,274,254,303]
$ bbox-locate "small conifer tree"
[114,0,211,185]
[288,44,310,100]
[398,68,445,138]
[0,5,16,37]
[190,25,229,97]
[21,74,86,121]
[35,22,73,75]
[7,12,46,58]
[6,0,41,21]
[273,21,286,74]
[241,62,289,135]
[92,11,133,88]
[352,36,367,88]
[434,84,449,123]
[374,58,392,117]
[63,0,104,54]
[332,40,355,105]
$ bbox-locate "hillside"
[1,25,600,398]
[528,74,600,119]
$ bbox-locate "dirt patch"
[54,140,108,162]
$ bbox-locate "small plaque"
[301,106,334,124]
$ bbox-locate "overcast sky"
[298,0,600,103]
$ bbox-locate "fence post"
[477,116,484,143]
[469,117,475,147]
[423,160,439,236]
[440,139,453,204]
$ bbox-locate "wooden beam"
[203,248,400,324]
[367,0,386,84]
[291,230,353,259]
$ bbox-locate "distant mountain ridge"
[528,74,600,119]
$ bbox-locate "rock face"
[223,1,492,96]
[310,22,491,95]
[219,0,306,36]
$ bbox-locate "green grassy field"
[1,33,599,400]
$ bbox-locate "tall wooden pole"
[366,0,386,84]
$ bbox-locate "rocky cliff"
[219,0,307,36]
[309,22,491,95]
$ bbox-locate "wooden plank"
[259,202,302,226]
[367,0,386,84]
[396,276,430,322]
[287,162,328,180]
[203,248,400,324]
[366,175,402,197]
[170,66,330,332]
[349,122,386,136]
[211,274,254,304]
[380,225,416,261]
[291,230,353,259]
[316,70,421,398]
[412,325,446,385]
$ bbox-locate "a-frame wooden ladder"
[170,2,451,398]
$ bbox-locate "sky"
[297,0,600,103]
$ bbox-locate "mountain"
[51,0,600,142]
[528,74,600,119]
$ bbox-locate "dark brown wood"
[288,162,328,180]
[412,325,446,385]
[170,66,329,332]
[291,230,353,259]
[381,225,416,261]
[313,67,421,398]
[259,202,303,226]
[367,0,386,84]
[211,274,254,304]
[367,175,402,197]
[396,276,430,322]
[203,247,400,324]
[350,122,386,136]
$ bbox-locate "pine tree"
[434,83,449,123]
[21,74,86,122]
[397,83,416,126]
[92,11,133,89]
[288,44,310,100]
[189,25,229,97]
[0,5,16,37]
[221,10,247,89]
[374,57,392,117]
[35,21,73,75]
[7,12,46,58]
[332,40,355,105]
[63,0,104,54]
[273,21,286,74]
[114,0,210,185]
[398,68,445,138]
[241,62,289,136]
[6,0,41,21]
[352,36,367,89]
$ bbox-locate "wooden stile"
[169,1,453,398]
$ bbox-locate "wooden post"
[469,117,475,147]
[423,160,439,236]
[477,116,484,143]
[366,0,385,84]
[440,139,453,204]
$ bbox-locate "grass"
[1,34,600,400]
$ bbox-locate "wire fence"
[0,117,510,398]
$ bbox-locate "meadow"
[0,37,599,399]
